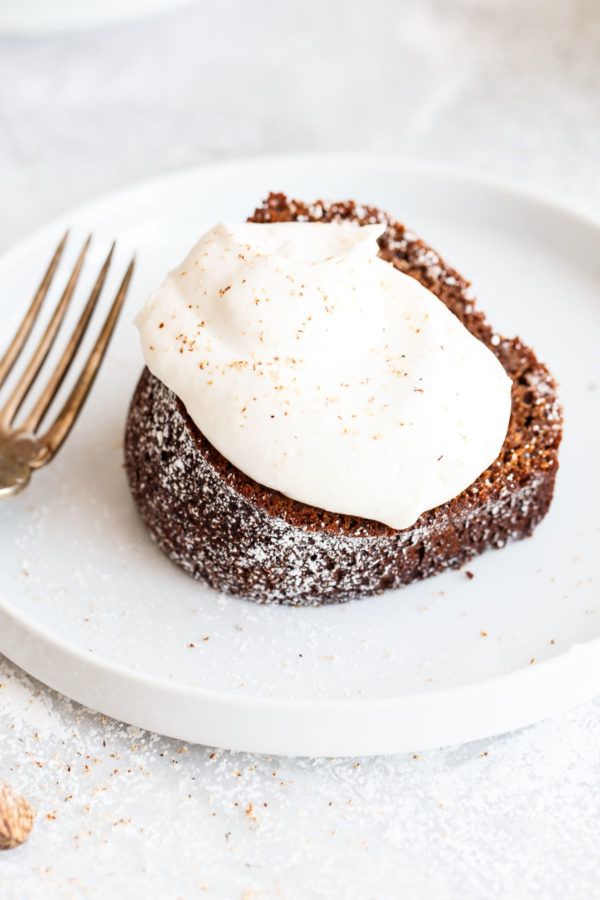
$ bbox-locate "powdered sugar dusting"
[125,369,555,605]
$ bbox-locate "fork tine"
[0,230,69,389]
[33,256,135,466]
[0,235,91,429]
[22,242,115,433]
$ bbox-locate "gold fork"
[0,233,135,499]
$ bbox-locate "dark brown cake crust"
[124,194,562,605]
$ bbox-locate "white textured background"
[1,1,600,897]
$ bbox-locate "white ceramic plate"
[0,155,599,756]
[0,0,196,35]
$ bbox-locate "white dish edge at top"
[0,0,196,35]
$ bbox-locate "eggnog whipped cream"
[135,221,512,529]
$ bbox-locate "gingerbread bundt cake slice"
[124,193,561,605]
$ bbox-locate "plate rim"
[2,152,600,267]
[2,597,599,755]
[2,588,599,710]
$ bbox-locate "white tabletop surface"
[1,1,599,897]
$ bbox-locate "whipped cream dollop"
[136,222,512,529]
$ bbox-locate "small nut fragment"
[0,781,35,850]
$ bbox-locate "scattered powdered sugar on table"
[1,654,599,899]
